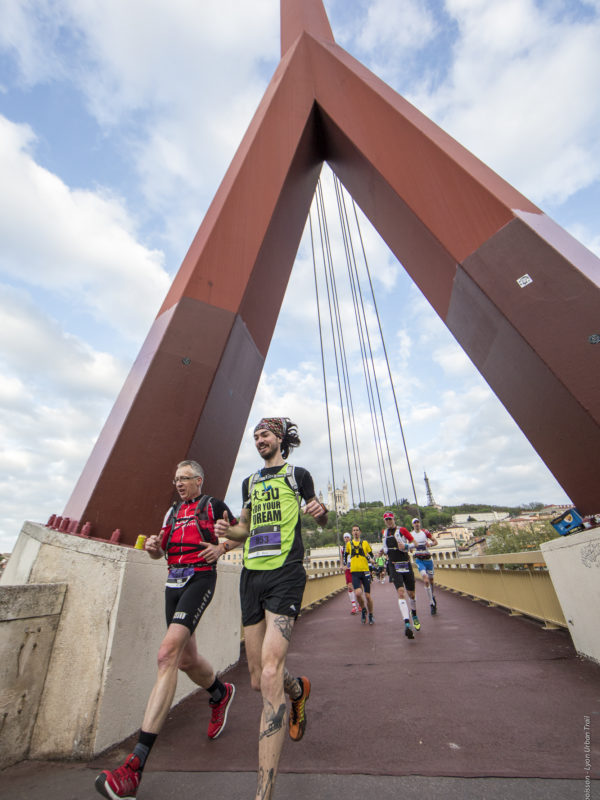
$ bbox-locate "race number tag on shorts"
[394,561,411,573]
[166,566,195,588]
[247,527,282,559]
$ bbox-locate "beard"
[257,441,279,461]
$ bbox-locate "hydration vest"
[349,540,368,560]
[163,495,218,563]
[245,464,300,506]
[384,529,410,563]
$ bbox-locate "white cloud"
[432,342,473,378]
[0,285,128,398]
[356,0,436,53]
[0,115,168,549]
[0,0,69,85]
[0,1,281,260]
[0,115,169,341]
[407,0,600,206]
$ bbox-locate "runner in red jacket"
[95,459,239,800]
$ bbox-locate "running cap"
[412,518,420,525]
[383,512,395,519]
[343,532,351,540]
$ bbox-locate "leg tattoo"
[259,701,286,740]
[283,670,301,700]
[273,615,293,642]
[257,767,275,800]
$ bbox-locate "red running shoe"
[95,754,141,800]
[208,682,235,739]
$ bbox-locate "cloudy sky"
[1,0,599,550]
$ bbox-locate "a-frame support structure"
[64,0,600,542]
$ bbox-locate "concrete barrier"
[0,582,67,768]
[541,526,600,664]
[0,522,241,760]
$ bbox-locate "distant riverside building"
[304,545,343,571]
[436,526,472,545]
[452,511,510,528]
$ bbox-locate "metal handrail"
[431,550,565,629]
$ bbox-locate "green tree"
[485,521,559,555]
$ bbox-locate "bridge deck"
[2,580,599,799]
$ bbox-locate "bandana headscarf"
[254,417,286,439]
[383,512,395,520]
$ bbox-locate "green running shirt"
[242,464,315,571]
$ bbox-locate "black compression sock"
[207,677,226,703]
[133,731,157,770]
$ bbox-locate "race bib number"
[166,566,195,588]
[248,527,282,559]
[394,561,411,573]
[415,548,431,560]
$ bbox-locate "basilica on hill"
[319,480,350,515]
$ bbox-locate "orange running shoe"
[289,676,311,741]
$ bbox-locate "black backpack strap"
[284,464,300,504]
[163,499,182,560]
[351,540,364,560]
[244,472,262,509]
[193,494,212,540]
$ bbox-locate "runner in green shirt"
[216,417,328,800]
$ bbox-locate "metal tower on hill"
[424,472,437,508]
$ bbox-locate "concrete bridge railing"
[432,551,566,629]
[433,527,600,665]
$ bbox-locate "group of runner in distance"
[341,514,438,639]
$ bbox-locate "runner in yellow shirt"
[345,524,375,624]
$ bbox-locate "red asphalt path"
[95,578,600,781]
[2,581,599,800]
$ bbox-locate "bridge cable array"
[308,169,422,529]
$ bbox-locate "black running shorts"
[351,571,372,593]
[240,561,307,626]
[165,570,216,633]
[389,562,415,592]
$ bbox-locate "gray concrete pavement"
[0,761,595,800]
